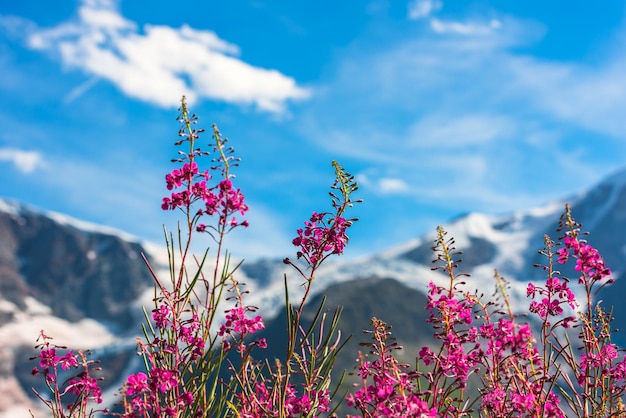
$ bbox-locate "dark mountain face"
[236,277,436,416]
[571,177,626,273]
[0,202,154,329]
[0,201,159,415]
[522,173,626,278]
[569,177,626,342]
[402,236,497,270]
[260,277,434,355]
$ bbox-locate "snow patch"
[24,296,52,315]
[0,299,18,314]
[0,199,19,216]
[0,300,117,349]
[44,210,139,243]
[0,405,40,418]
[524,200,564,219]
[0,197,142,244]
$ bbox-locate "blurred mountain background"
[2,167,626,416]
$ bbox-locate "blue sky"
[1,0,626,261]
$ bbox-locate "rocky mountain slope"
[0,200,155,417]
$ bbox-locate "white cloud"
[408,0,442,20]
[430,18,502,36]
[21,0,310,112]
[357,173,412,195]
[0,148,43,174]
[506,55,626,137]
[407,114,515,148]
[379,177,411,194]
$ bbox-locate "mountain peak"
[597,166,626,190]
[0,198,140,244]
[0,198,21,216]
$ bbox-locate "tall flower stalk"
[120,97,252,417]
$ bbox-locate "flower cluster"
[30,331,103,417]
[112,98,259,417]
[290,161,359,270]
[347,318,437,418]
[292,212,349,265]
[234,378,331,418]
[122,369,193,416]
[120,301,205,416]
[347,210,625,417]
[218,280,267,353]
[422,283,481,386]
[122,99,354,418]
[161,104,249,237]
[527,275,577,320]
[558,228,612,287]
[219,306,265,337]
[477,313,559,417]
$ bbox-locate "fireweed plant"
[29,97,626,417]
[347,207,626,418]
[118,97,360,417]
[30,96,359,418]
[30,330,103,417]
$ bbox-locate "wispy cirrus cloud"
[406,114,515,148]
[430,18,502,36]
[407,0,502,37]
[0,148,43,174]
[298,12,626,218]
[4,0,310,113]
[506,55,626,138]
[357,173,412,195]
[407,0,442,20]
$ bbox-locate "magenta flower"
[149,368,177,393]
[293,212,350,265]
[126,372,149,396]
[67,375,103,404]
[58,351,78,370]
[152,304,170,329]
[219,306,264,337]
[39,348,58,369]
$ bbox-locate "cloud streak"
[0,148,43,174]
[430,18,502,36]
[407,0,442,20]
[18,0,310,113]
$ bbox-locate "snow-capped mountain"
[0,200,156,417]
[249,166,626,318]
[3,167,626,416]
